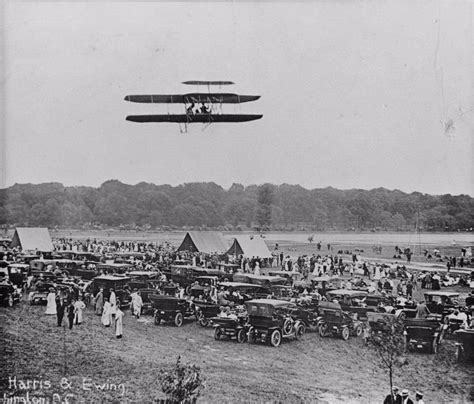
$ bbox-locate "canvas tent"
[10,227,54,252]
[177,231,229,254]
[227,235,272,258]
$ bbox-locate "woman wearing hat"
[45,287,57,315]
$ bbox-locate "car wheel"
[355,324,363,337]
[214,327,223,341]
[8,294,14,307]
[295,323,305,339]
[199,316,209,327]
[319,323,328,338]
[283,318,293,335]
[455,345,463,362]
[174,312,184,327]
[341,327,350,341]
[236,328,246,343]
[270,329,282,347]
[247,327,256,343]
[154,313,161,325]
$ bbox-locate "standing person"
[109,288,117,317]
[115,306,124,339]
[401,389,414,404]
[56,293,66,327]
[133,291,143,319]
[406,280,414,298]
[45,288,57,315]
[94,288,104,316]
[67,300,76,330]
[74,297,86,325]
[383,386,402,404]
[102,298,112,327]
[362,322,371,346]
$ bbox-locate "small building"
[177,231,229,254]
[227,235,272,258]
[10,227,54,252]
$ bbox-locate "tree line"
[0,180,473,232]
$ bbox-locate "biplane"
[125,81,262,130]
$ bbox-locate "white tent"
[227,235,272,258]
[10,227,53,252]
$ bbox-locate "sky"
[2,0,473,196]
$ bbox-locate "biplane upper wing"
[126,114,263,123]
[182,80,234,86]
[124,93,260,104]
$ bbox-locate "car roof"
[245,298,295,306]
[327,289,368,296]
[424,291,460,297]
[219,282,264,288]
[93,275,131,281]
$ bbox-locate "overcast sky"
[2,0,473,195]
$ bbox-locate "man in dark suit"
[383,386,402,404]
[56,294,66,327]
[67,300,76,330]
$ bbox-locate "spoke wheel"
[236,329,246,343]
[270,329,282,347]
[154,313,161,325]
[341,327,350,341]
[319,324,328,338]
[174,312,183,327]
[214,327,223,340]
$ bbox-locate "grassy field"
[1,232,473,403]
[1,290,473,403]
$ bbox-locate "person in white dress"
[102,299,112,327]
[45,289,57,315]
[74,297,86,325]
[115,307,124,338]
[133,292,143,319]
[109,289,117,316]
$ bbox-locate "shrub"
[158,356,203,403]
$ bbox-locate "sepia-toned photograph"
[1,1,473,402]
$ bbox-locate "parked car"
[424,291,461,318]
[91,275,131,308]
[218,282,271,302]
[0,281,22,307]
[233,274,286,288]
[318,301,363,340]
[404,317,446,354]
[150,294,195,327]
[189,276,219,298]
[453,328,474,362]
[245,299,305,347]
[212,307,249,343]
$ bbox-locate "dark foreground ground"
[1,298,473,404]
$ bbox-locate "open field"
[1,231,473,403]
[1,293,473,404]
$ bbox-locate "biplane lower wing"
[124,94,260,104]
[126,114,263,123]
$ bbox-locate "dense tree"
[0,181,473,231]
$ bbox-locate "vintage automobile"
[424,291,460,318]
[193,300,221,326]
[28,281,79,305]
[218,282,271,302]
[150,294,195,327]
[318,301,363,340]
[212,307,249,343]
[189,276,219,299]
[97,263,134,275]
[233,274,286,288]
[367,311,396,335]
[6,264,29,289]
[270,284,294,300]
[308,275,344,296]
[327,289,395,320]
[260,269,304,285]
[453,328,474,362]
[91,275,131,308]
[245,299,305,347]
[404,317,446,354]
[170,265,226,291]
[216,263,240,275]
[0,281,22,307]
